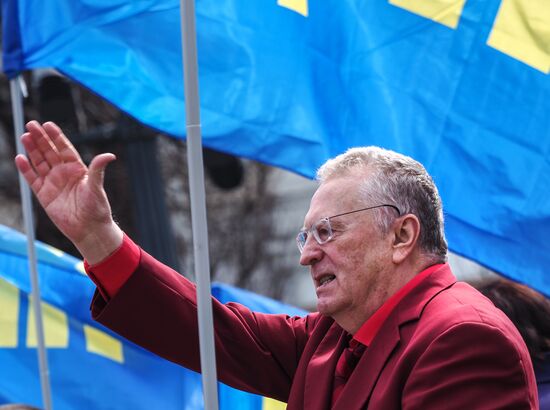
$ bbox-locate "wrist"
[75,221,124,265]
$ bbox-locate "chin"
[316,300,336,317]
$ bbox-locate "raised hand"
[14,121,123,264]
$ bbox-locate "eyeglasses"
[296,204,401,253]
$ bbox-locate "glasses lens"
[296,231,307,252]
[314,219,332,244]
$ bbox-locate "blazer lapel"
[303,323,347,410]
[333,315,401,410]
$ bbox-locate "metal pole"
[179,1,219,409]
[10,76,54,410]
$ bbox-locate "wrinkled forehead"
[302,176,363,227]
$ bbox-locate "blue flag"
[2,0,549,295]
[0,224,302,409]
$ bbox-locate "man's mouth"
[318,274,336,287]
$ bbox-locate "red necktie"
[332,337,366,406]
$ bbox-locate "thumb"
[88,153,116,190]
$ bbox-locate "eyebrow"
[327,218,347,230]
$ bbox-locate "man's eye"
[317,227,331,241]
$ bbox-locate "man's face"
[300,175,394,329]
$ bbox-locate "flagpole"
[10,75,54,410]
[179,1,219,409]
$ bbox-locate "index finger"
[23,120,61,171]
[42,121,84,165]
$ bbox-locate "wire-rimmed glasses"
[296,204,401,253]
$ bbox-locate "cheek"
[342,240,387,281]
[333,244,369,281]
[330,229,389,275]
[340,238,374,264]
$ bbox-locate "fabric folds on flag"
[2,0,549,295]
[0,224,300,409]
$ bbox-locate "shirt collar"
[353,263,446,346]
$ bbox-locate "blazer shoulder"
[420,280,512,329]
[409,281,533,366]
[400,282,538,409]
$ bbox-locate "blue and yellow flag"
[2,0,549,295]
[0,224,302,409]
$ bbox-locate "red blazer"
[91,250,538,409]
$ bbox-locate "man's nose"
[299,236,323,266]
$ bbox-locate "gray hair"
[317,147,448,261]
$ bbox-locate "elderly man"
[16,121,537,409]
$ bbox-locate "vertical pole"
[179,1,219,409]
[10,76,54,410]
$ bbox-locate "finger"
[14,154,43,193]
[20,132,52,177]
[25,120,63,168]
[88,153,116,191]
[42,121,84,165]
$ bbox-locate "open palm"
[15,121,117,250]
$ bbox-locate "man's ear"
[391,214,420,264]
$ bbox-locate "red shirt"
[353,263,444,346]
[84,234,140,300]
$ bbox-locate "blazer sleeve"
[402,321,539,409]
[90,249,317,402]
